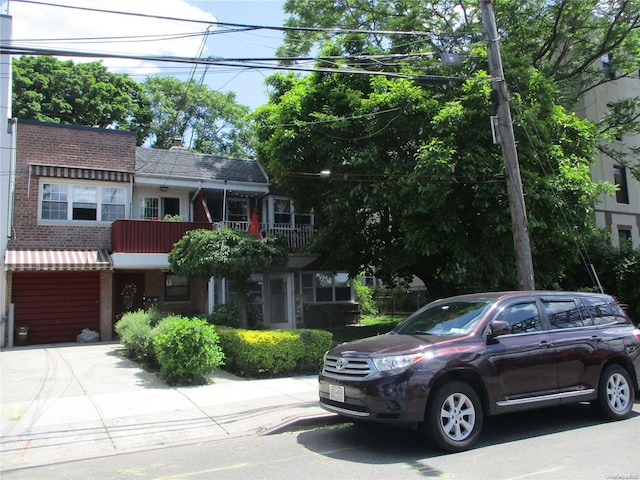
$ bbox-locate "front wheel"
[592,364,635,420]
[426,381,483,453]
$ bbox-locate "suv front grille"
[322,355,373,380]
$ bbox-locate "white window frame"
[302,272,352,303]
[39,179,127,224]
[140,197,160,220]
[270,197,314,228]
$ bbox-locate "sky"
[3,0,288,109]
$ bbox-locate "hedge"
[217,327,333,377]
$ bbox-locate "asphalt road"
[3,401,640,480]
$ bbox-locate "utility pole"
[480,0,535,290]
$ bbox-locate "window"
[41,182,126,222]
[42,183,68,220]
[72,185,97,220]
[163,198,180,217]
[274,199,292,225]
[581,297,625,325]
[613,165,629,204]
[102,187,126,221]
[141,197,180,220]
[165,274,189,301]
[205,197,248,223]
[602,54,615,79]
[273,198,314,226]
[543,300,587,329]
[227,200,249,223]
[497,302,542,334]
[302,272,351,303]
[618,228,632,246]
[141,198,159,220]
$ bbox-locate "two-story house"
[3,120,355,346]
[4,120,135,344]
[113,142,354,332]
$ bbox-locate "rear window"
[580,297,628,325]
[543,300,589,329]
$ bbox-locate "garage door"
[12,271,100,345]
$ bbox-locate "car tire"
[592,364,635,420]
[426,381,483,453]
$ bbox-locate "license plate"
[329,384,345,402]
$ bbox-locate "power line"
[1,45,465,84]
[11,0,450,39]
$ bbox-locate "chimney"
[169,137,184,149]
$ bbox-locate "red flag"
[248,211,262,239]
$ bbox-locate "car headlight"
[372,354,422,372]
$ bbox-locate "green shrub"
[115,310,158,368]
[152,316,225,385]
[205,302,263,329]
[217,327,333,377]
[354,281,378,315]
[146,304,164,327]
[297,329,334,372]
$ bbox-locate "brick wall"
[9,120,136,250]
[143,272,208,316]
[99,270,113,341]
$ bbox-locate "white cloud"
[9,0,218,76]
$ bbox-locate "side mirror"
[487,320,511,341]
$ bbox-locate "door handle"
[591,335,602,342]
[538,340,552,348]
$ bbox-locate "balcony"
[111,219,314,253]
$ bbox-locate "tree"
[12,56,152,145]
[143,77,256,157]
[277,0,640,176]
[254,0,625,295]
[168,228,288,328]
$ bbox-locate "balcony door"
[268,274,294,329]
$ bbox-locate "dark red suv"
[319,291,640,452]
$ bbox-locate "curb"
[260,413,345,436]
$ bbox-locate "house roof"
[135,147,269,185]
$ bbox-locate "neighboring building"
[0,14,12,347]
[2,120,355,346]
[576,56,640,248]
[4,120,136,344]
[113,143,355,332]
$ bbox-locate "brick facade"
[9,120,136,251]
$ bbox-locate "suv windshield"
[393,300,493,336]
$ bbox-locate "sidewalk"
[0,342,336,472]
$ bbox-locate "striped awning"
[30,164,131,183]
[4,249,112,271]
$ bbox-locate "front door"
[113,272,145,321]
[268,274,294,329]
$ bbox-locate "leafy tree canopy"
[12,56,152,145]
[168,228,288,327]
[143,77,256,157]
[255,0,632,295]
[277,0,640,176]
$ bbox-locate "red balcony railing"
[111,219,213,253]
[111,220,315,253]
